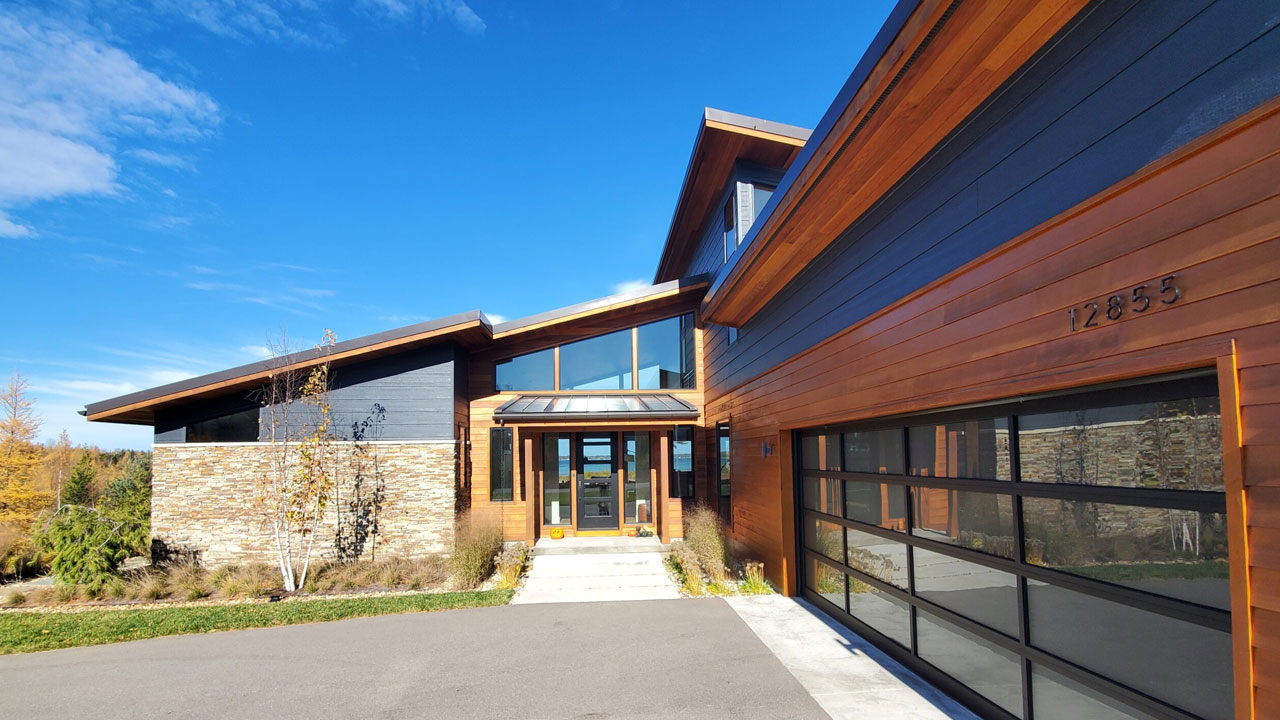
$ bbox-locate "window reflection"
[1023,497,1229,609]
[845,528,907,587]
[843,428,904,474]
[802,433,841,471]
[542,434,571,525]
[623,432,651,524]
[1031,664,1161,720]
[1019,396,1223,491]
[911,489,1016,559]
[806,518,844,562]
[559,329,633,390]
[844,480,907,532]
[1027,579,1232,720]
[803,476,841,516]
[806,557,845,611]
[637,314,695,389]
[913,547,1018,637]
[847,577,910,648]
[494,348,554,391]
[909,418,1010,480]
[917,610,1024,718]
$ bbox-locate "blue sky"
[0,0,894,450]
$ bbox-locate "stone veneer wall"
[152,441,457,566]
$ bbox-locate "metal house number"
[1069,274,1180,332]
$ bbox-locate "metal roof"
[492,394,699,422]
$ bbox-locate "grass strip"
[0,589,513,655]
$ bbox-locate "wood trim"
[704,119,809,146]
[777,429,797,596]
[631,327,639,391]
[1222,347,1255,720]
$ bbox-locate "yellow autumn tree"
[0,371,53,578]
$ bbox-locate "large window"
[494,314,696,392]
[624,432,651,524]
[559,329,632,390]
[489,427,513,502]
[495,348,554,391]
[637,314,695,389]
[542,433,571,525]
[797,373,1230,720]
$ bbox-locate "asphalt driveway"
[0,598,827,720]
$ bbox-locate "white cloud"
[486,313,507,324]
[358,0,486,34]
[128,148,193,169]
[0,8,220,233]
[611,279,651,295]
[0,210,32,237]
[239,344,273,360]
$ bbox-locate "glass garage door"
[797,372,1231,720]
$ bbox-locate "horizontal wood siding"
[709,97,1280,718]
[708,0,1280,396]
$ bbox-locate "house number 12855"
[1069,274,1180,332]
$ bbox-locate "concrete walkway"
[511,537,680,604]
[726,594,979,720]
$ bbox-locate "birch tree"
[258,330,338,592]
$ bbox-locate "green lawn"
[0,589,513,654]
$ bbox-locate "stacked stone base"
[152,441,458,567]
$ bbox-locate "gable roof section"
[652,108,810,284]
[85,276,711,426]
[701,0,1094,325]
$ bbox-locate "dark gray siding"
[707,0,1280,395]
[687,161,788,280]
[154,342,462,443]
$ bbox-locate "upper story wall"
[685,161,787,282]
[155,341,465,443]
[704,0,1280,400]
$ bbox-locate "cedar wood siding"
[703,0,1280,395]
[154,342,463,443]
[684,3,1279,716]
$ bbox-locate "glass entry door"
[577,433,618,530]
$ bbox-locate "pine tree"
[62,452,95,507]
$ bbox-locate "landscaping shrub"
[36,506,128,590]
[495,543,527,589]
[668,541,705,596]
[4,590,25,606]
[450,516,503,589]
[682,504,730,582]
[739,561,772,595]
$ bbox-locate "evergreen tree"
[62,452,94,507]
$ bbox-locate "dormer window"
[722,196,737,262]
[752,184,775,223]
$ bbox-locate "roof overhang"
[493,394,699,423]
[86,277,711,427]
[653,108,810,284]
[84,311,492,425]
[702,0,1094,326]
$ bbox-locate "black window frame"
[489,427,514,503]
[795,370,1231,720]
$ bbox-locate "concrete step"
[510,586,680,604]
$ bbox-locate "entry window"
[559,329,633,390]
[669,425,695,499]
[637,313,695,389]
[795,373,1230,720]
[542,433,571,525]
[489,427,513,502]
[624,432,651,524]
[184,406,260,443]
[717,423,731,526]
[494,348,554,391]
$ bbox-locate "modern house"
[84,1,1280,718]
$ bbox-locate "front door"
[577,433,618,530]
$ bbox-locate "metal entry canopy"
[493,394,698,422]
